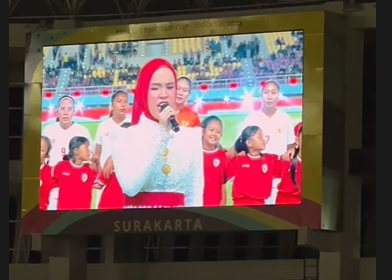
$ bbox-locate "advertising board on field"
[21,13,325,235]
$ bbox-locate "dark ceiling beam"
[9,0,328,22]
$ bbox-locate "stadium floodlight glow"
[48,104,55,114]
[75,101,84,112]
[195,97,203,107]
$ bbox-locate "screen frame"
[21,12,324,235]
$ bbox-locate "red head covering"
[131,58,177,125]
[294,122,303,137]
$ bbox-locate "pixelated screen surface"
[40,31,303,211]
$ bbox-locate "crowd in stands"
[44,67,60,88]
[108,42,138,58]
[172,37,243,80]
[253,31,304,76]
[67,64,142,87]
[43,32,304,88]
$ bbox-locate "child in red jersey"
[275,125,303,205]
[94,123,131,210]
[39,136,53,210]
[52,136,97,210]
[201,116,228,206]
[226,126,278,206]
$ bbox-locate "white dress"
[111,114,204,207]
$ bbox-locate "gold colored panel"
[22,12,325,230]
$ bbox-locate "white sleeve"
[47,188,59,210]
[95,123,104,146]
[42,125,50,137]
[111,125,171,197]
[80,126,95,152]
[286,117,296,145]
[184,128,204,207]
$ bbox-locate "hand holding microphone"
[158,103,180,132]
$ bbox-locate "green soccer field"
[42,112,302,207]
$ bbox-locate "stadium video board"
[40,32,303,211]
[22,13,324,235]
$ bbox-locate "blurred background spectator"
[43,31,303,89]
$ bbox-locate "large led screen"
[41,31,304,211]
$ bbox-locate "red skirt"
[124,192,185,208]
[233,196,265,206]
[98,175,124,210]
[276,191,301,205]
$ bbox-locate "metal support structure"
[145,234,161,262]
[9,0,21,15]
[194,0,214,10]
[112,0,151,18]
[9,0,337,22]
[128,0,150,15]
[51,0,86,17]
[114,0,125,18]
[11,200,32,263]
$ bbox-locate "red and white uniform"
[226,154,278,206]
[240,110,295,155]
[52,160,97,210]
[39,164,53,210]
[95,118,126,167]
[203,149,227,206]
[96,172,124,210]
[275,157,302,204]
[43,123,92,166]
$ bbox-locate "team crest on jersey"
[213,158,220,167]
[81,173,88,182]
[262,164,268,173]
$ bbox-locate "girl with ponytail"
[274,123,303,205]
[225,126,279,206]
[51,136,97,210]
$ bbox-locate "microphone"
[159,103,180,132]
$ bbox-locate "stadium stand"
[172,38,203,54]
[264,32,296,53]
[43,32,303,90]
